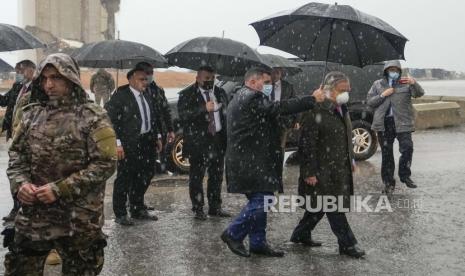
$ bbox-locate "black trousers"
[188,136,224,212]
[377,117,414,186]
[113,133,156,217]
[291,211,357,248]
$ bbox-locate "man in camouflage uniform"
[90,68,115,106]
[3,53,117,275]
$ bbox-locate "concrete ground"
[0,125,464,275]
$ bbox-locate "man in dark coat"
[135,62,175,175]
[90,68,115,106]
[105,66,163,225]
[177,66,230,220]
[0,60,36,142]
[290,71,365,258]
[367,60,425,193]
[270,67,297,192]
[221,67,325,258]
[0,60,36,223]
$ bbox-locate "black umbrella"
[72,39,168,69]
[261,54,302,75]
[251,2,408,69]
[0,23,46,52]
[0,58,14,73]
[165,36,271,76]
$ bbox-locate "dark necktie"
[204,91,216,136]
[270,86,275,101]
[140,93,149,131]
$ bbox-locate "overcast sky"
[1,0,465,71]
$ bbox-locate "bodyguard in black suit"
[270,68,297,191]
[0,60,36,142]
[105,66,162,225]
[0,60,35,223]
[177,66,230,220]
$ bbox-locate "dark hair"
[135,61,154,73]
[126,67,146,79]
[197,65,215,73]
[244,67,271,81]
[17,59,36,69]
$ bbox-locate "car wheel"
[351,120,377,161]
[166,134,190,173]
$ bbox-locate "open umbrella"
[72,39,168,86]
[261,54,302,75]
[0,58,14,73]
[165,36,271,76]
[0,23,46,52]
[72,39,168,69]
[251,2,407,72]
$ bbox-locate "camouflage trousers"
[4,231,107,276]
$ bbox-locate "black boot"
[401,177,417,188]
[339,244,366,258]
[221,230,250,257]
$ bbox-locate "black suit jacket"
[177,83,228,158]
[147,82,174,134]
[273,79,297,129]
[225,86,317,194]
[105,84,162,155]
[0,82,31,140]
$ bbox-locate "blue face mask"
[15,73,24,83]
[262,84,273,97]
[388,71,400,80]
[146,75,153,83]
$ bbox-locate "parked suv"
[165,61,384,173]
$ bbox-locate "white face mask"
[336,91,350,105]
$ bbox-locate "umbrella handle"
[321,19,336,85]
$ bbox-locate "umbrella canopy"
[251,2,408,67]
[72,39,168,69]
[0,58,14,73]
[165,36,272,76]
[261,54,302,75]
[0,23,46,52]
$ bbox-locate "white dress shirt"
[129,86,152,134]
[117,86,158,147]
[199,87,222,132]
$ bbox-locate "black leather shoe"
[339,245,366,258]
[221,230,250,257]
[132,210,159,221]
[144,204,155,211]
[382,181,396,194]
[250,244,285,257]
[194,210,207,220]
[401,177,417,188]
[115,216,134,226]
[290,236,322,247]
[208,209,232,217]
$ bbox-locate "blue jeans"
[226,192,273,250]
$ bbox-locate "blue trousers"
[226,192,272,250]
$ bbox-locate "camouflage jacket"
[90,70,115,94]
[7,100,117,241]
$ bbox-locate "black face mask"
[201,80,214,90]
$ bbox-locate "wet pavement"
[0,125,465,275]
